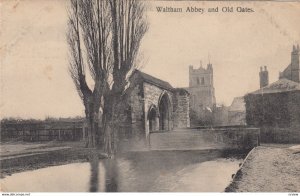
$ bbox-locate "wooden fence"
[1,121,84,141]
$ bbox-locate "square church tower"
[187,64,216,123]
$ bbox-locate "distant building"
[279,44,300,83]
[213,104,229,126]
[186,64,216,126]
[245,45,300,143]
[228,96,246,126]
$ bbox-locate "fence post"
[37,130,39,141]
[58,129,61,141]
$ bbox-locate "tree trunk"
[85,102,100,148]
[86,116,96,148]
[103,94,117,156]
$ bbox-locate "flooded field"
[0,150,243,192]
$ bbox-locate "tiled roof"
[279,64,292,79]
[282,64,292,75]
[132,70,173,90]
[250,78,300,95]
[174,88,190,95]
[229,96,245,112]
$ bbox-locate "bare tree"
[67,0,111,148]
[103,0,148,154]
[67,0,148,152]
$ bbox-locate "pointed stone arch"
[147,104,159,132]
[158,91,172,131]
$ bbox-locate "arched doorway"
[148,106,158,132]
[158,93,171,131]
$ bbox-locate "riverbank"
[0,140,248,180]
[0,141,107,178]
[226,144,300,192]
[1,150,243,192]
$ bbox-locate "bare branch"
[109,0,149,94]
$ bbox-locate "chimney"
[207,63,213,71]
[259,66,269,88]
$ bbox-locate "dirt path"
[226,145,300,192]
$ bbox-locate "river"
[0,150,243,192]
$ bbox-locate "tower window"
[201,77,205,85]
[197,77,200,85]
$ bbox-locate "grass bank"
[225,144,300,192]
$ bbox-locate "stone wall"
[188,127,260,150]
[245,91,300,143]
[173,89,190,128]
[143,83,167,114]
[288,91,300,129]
[119,127,260,152]
[245,92,290,127]
[129,83,145,137]
[258,92,300,143]
[143,82,174,133]
[260,126,300,143]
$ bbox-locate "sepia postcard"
[0,0,300,194]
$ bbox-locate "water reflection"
[88,151,119,192]
[1,150,243,192]
[103,158,118,192]
[89,151,99,192]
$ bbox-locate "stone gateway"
[118,70,190,141]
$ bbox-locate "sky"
[1,0,300,119]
